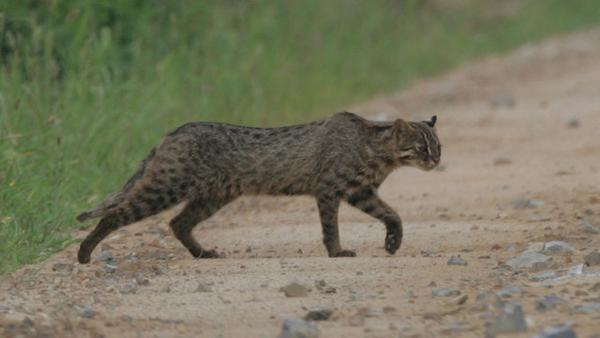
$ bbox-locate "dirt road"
[2,29,600,338]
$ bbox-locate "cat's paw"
[77,247,91,264]
[199,249,224,259]
[332,249,357,257]
[384,231,401,254]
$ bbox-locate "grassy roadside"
[1,0,600,273]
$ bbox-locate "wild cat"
[77,112,441,263]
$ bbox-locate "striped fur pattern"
[77,112,441,263]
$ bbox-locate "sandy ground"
[2,28,600,338]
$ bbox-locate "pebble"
[496,285,523,298]
[486,301,527,336]
[506,251,552,269]
[533,325,576,338]
[279,318,319,338]
[304,309,333,321]
[105,262,118,273]
[314,280,326,288]
[432,288,461,297]
[574,303,600,313]
[78,306,96,319]
[529,271,558,282]
[582,218,600,234]
[542,241,574,253]
[447,255,468,266]
[584,251,600,266]
[535,295,568,311]
[51,262,74,275]
[421,249,435,257]
[280,283,310,298]
[120,281,138,295]
[98,249,114,262]
[490,93,516,109]
[566,118,580,129]
[512,198,544,209]
[136,277,150,286]
[493,157,512,166]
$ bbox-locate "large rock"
[279,319,319,338]
[533,325,576,338]
[543,241,574,253]
[506,251,552,269]
[486,301,528,337]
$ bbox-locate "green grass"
[1,0,600,273]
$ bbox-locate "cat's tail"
[76,147,157,222]
[76,191,125,221]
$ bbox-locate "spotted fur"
[77,112,441,263]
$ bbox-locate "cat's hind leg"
[169,196,235,258]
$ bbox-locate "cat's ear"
[393,118,412,133]
[425,115,437,128]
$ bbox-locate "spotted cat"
[77,112,441,263]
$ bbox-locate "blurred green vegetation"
[1,0,600,273]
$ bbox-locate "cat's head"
[392,116,441,171]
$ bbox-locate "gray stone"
[506,251,552,269]
[567,264,584,276]
[279,318,319,338]
[512,198,544,209]
[574,303,600,313]
[533,325,576,338]
[105,262,118,273]
[535,295,568,311]
[486,301,527,337]
[582,218,600,234]
[584,251,600,267]
[78,306,96,319]
[98,249,113,262]
[447,255,468,266]
[432,288,461,297]
[280,283,310,298]
[529,271,558,282]
[496,285,523,297]
[543,241,574,253]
